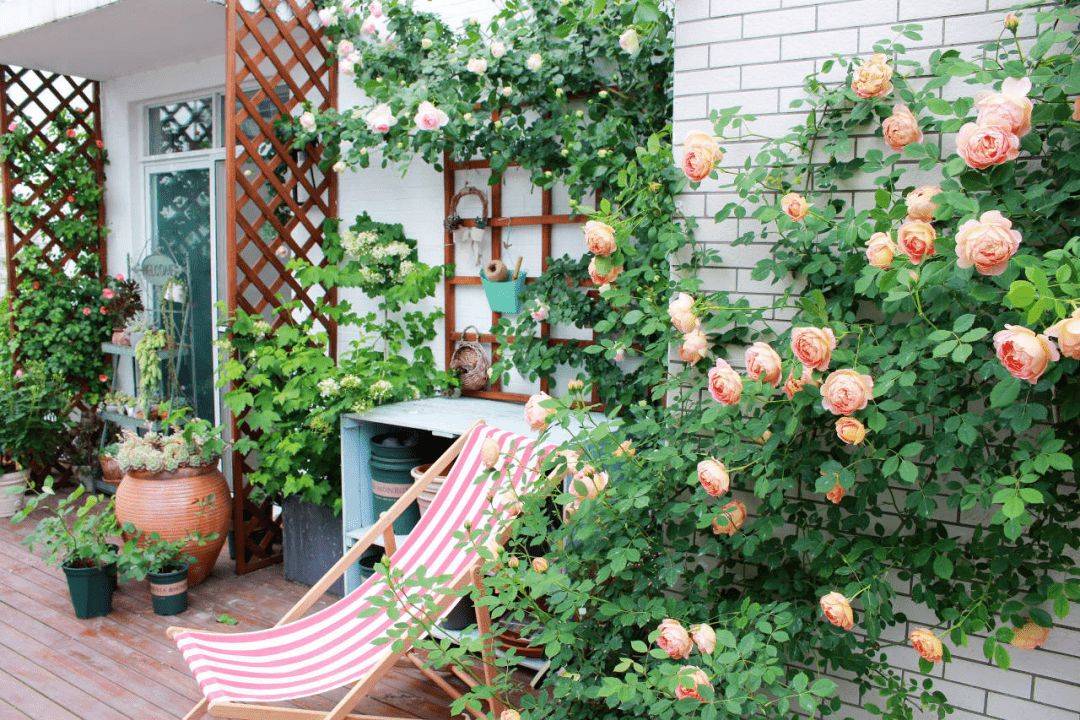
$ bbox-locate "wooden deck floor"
[0,495,454,720]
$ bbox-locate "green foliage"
[0,363,69,475]
[12,478,119,569]
[221,214,451,511]
[116,529,213,580]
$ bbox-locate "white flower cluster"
[370,379,393,400]
[370,241,410,260]
[317,377,340,398]
[341,229,380,258]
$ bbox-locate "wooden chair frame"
[171,421,509,720]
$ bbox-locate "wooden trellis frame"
[225,0,337,573]
[0,66,106,293]
[443,153,600,405]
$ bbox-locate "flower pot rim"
[148,566,190,582]
[62,561,112,574]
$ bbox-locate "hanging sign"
[139,253,181,286]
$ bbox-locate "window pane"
[148,97,213,154]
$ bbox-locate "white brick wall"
[673,2,1080,718]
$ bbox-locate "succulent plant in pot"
[12,478,121,618]
[118,529,216,615]
[114,414,231,586]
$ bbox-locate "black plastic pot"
[62,563,114,619]
[148,567,189,616]
[357,546,385,581]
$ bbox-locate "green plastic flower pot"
[148,567,189,616]
[62,563,114,619]
[481,272,527,314]
[370,431,423,534]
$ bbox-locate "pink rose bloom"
[570,465,608,500]
[781,192,809,221]
[674,666,710,701]
[993,325,1059,384]
[865,232,896,269]
[711,499,747,536]
[1046,310,1080,360]
[681,131,722,183]
[955,210,1022,276]
[882,104,923,150]
[896,220,936,265]
[102,288,115,300]
[587,257,622,285]
[820,592,855,630]
[697,458,729,497]
[365,104,397,133]
[826,480,845,504]
[370,1,383,17]
[783,370,807,400]
[956,122,1020,170]
[656,619,693,660]
[820,369,874,415]
[689,624,716,654]
[6,121,16,132]
[530,302,549,322]
[115,273,125,281]
[668,292,699,334]
[583,220,617,256]
[706,359,742,406]
[317,7,337,26]
[413,101,449,131]
[975,77,1033,137]
[679,329,709,365]
[524,391,556,430]
[336,39,356,59]
[744,341,782,386]
[298,111,316,132]
[905,185,941,222]
[81,307,91,316]
[790,326,836,372]
[850,53,893,99]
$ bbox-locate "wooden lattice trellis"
[226,0,338,573]
[0,66,106,293]
[443,153,600,405]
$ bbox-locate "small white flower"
[317,378,340,398]
[317,7,337,26]
[526,53,543,71]
[333,160,346,173]
[500,85,513,97]
[490,40,507,58]
[421,37,433,49]
[467,57,488,74]
[619,27,641,55]
[299,111,316,132]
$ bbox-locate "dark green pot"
[62,563,114,619]
[148,567,189,616]
[357,546,385,581]
[370,431,423,534]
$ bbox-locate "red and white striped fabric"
[174,424,550,703]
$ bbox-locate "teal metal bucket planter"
[63,564,114,619]
[148,567,189,616]
[481,272,527,314]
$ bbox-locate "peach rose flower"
[993,325,1059,384]
[1073,97,1080,122]
[909,628,943,663]
[783,370,807,400]
[1046,309,1080,360]
[1010,620,1050,650]
[697,458,730,497]
[481,438,500,468]
[587,257,622,285]
[570,465,608,500]
[975,77,1033,137]
[865,232,896,269]
[781,192,810,221]
[681,131,723,183]
[955,210,1022,276]
[583,220,617,256]
[745,342,782,386]
[790,326,836,372]
[500,710,521,720]
[896,220,937,265]
[712,499,747,536]
[826,479,846,504]
[524,392,556,430]
[532,557,548,572]
[668,292,700,334]
[656,619,693,660]
[882,104,923,150]
[851,54,893,98]
[707,359,743,406]
[690,624,716,654]
[835,416,867,445]
[905,185,941,222]
[679,329,709,365]
[819,592,854,630]
[956,122,1020,170]
[820,369,874,416]
[674,666,710,701]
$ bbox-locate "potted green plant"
[12,478,120,618]
[102,275,144,346]
[117,530,214,615]
[0,365,69,517]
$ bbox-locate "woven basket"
[449,326,490,391]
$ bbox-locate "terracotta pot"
[115,464,231,586]
[411,462,454,515]
[0,469,29,518]
[111,328,129,346]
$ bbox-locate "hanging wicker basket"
[443,185,489,232]
[449,326,490,391]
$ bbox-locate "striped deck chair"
[168,422,551,720]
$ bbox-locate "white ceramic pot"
[0,469,29,518]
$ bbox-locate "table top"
[343,395,608,443]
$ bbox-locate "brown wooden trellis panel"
[225,0,337,573]
[443,154,601,406]
[0,66,106,293]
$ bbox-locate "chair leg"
[183,698,209,719]
[471,567,506,717]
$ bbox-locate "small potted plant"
[0,366,68,517]
[123,310,154,351]
[118,530,214,615]
[102,275,143,346]
[12,478,120,618]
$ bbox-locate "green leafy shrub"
[13,479,119,569]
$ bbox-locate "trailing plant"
[13,478,119,569]
[373,8,1079,720]
[135,328,167,402]
[221,213,451,511]
[114,417,224,474]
